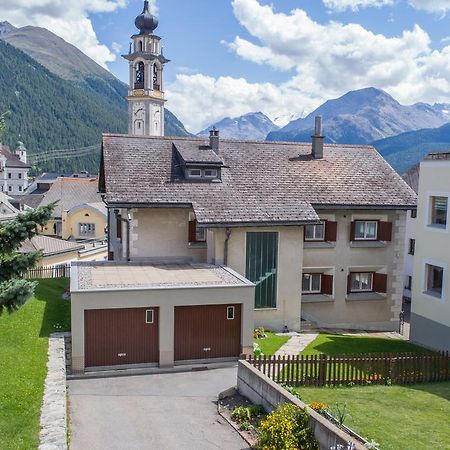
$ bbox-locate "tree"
[0,204,56,314]
[0,111,10,138]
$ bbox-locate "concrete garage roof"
[71,262,253,292]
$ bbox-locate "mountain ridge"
[198,112,279,141]
[267,88,450,145]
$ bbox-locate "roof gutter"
[311,204,417,210]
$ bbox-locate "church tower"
[123,1,170,136]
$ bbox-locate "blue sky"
[2,0,450,131]
[95,0,450,87]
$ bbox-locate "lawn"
[0,279,70,450]
[298,382,450,450]
[301,333,428,356]
[255,331,290,355]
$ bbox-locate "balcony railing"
[153,83,160,91]
[134,81,144,89]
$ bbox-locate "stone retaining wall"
[39,332,70,450]
[237,360,366,450]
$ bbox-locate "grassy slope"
[300,333,428,356]
[0,279,70,450]
[255,331,290,356]
[299,383,450,450]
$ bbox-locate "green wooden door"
[246,232,278,309]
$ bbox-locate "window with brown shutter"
[321,274,334,295]
[373,273,388,293]
[325,221,337,242]
[377,222,393,241]
[188,220,206,243]
[350,221,356,241]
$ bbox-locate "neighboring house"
[410,153,450,351]
[402,164,420,302]
[25,171,90,195]
[0,191,20,223]
[37,177,106,241]
[19,235,107,267]
[0,142,30,195]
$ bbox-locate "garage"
[71,262,254,373]
[84,307,159,368]
[174,304,242,362]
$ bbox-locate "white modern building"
[410,153,450,351]
[0,142,30,195]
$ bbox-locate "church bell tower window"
[135,62,145,89]
[153,65,159,91]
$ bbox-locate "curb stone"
[39,332,70,450]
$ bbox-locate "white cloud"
[0,0,129,67]
[323,0,393,12]
[408,0,450,14]
[167,0,450,132]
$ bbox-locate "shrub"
[232,404,264,424]
[308,402,328,414]
[253,342,264,357]
[254,327,267,339]
[258,403,319,450]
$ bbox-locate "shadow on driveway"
[69,366,249,450]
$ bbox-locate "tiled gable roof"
[0,145,30,169]
[19,235,84,256]
[39,177,102,218]
[101,134,417,226]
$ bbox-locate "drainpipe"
[223,228,232,266]
[114,209,131,262]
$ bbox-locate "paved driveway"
[69,367,248,450]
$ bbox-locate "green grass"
[301,333,428,356]
[255,331,290,356]
[0,279,70,450]
[298,382,450,450]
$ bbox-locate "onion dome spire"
[135,1,158,35]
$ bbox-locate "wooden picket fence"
[24,264,71,280]
[247,352,450,386]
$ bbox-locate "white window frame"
[79,223,96,236]
[304,222,325,241]
[145,309,154,324]
[426,193,449,232]
[195,226,206,242]
[422,259,446,301]
[227,306,235,320]
[204,168,217,178]
[354,220,378,241]
[188,168,202,178]
[350,272,373,293]
[302,273,322,294]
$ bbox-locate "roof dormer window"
[188,168,202,178]
[204,169,217,178]
[186,167,219,180]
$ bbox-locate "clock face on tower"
[133,102,145,119]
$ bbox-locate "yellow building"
[37,177,107,241]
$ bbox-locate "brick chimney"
[209,127,219,154]
[312,116,324,160]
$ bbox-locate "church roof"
[0,144,30,169]
[100,134,417,227]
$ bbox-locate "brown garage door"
[174,304,241,361]
[85,308,159,368]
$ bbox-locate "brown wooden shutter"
[377,222,392,241]
[350,222,356,241]
[325,221,337,242]
[116,217,122,240]
[188,220,196,243]
[321,275,334,295]
[347,273,352,294]
[373,273,388,293]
